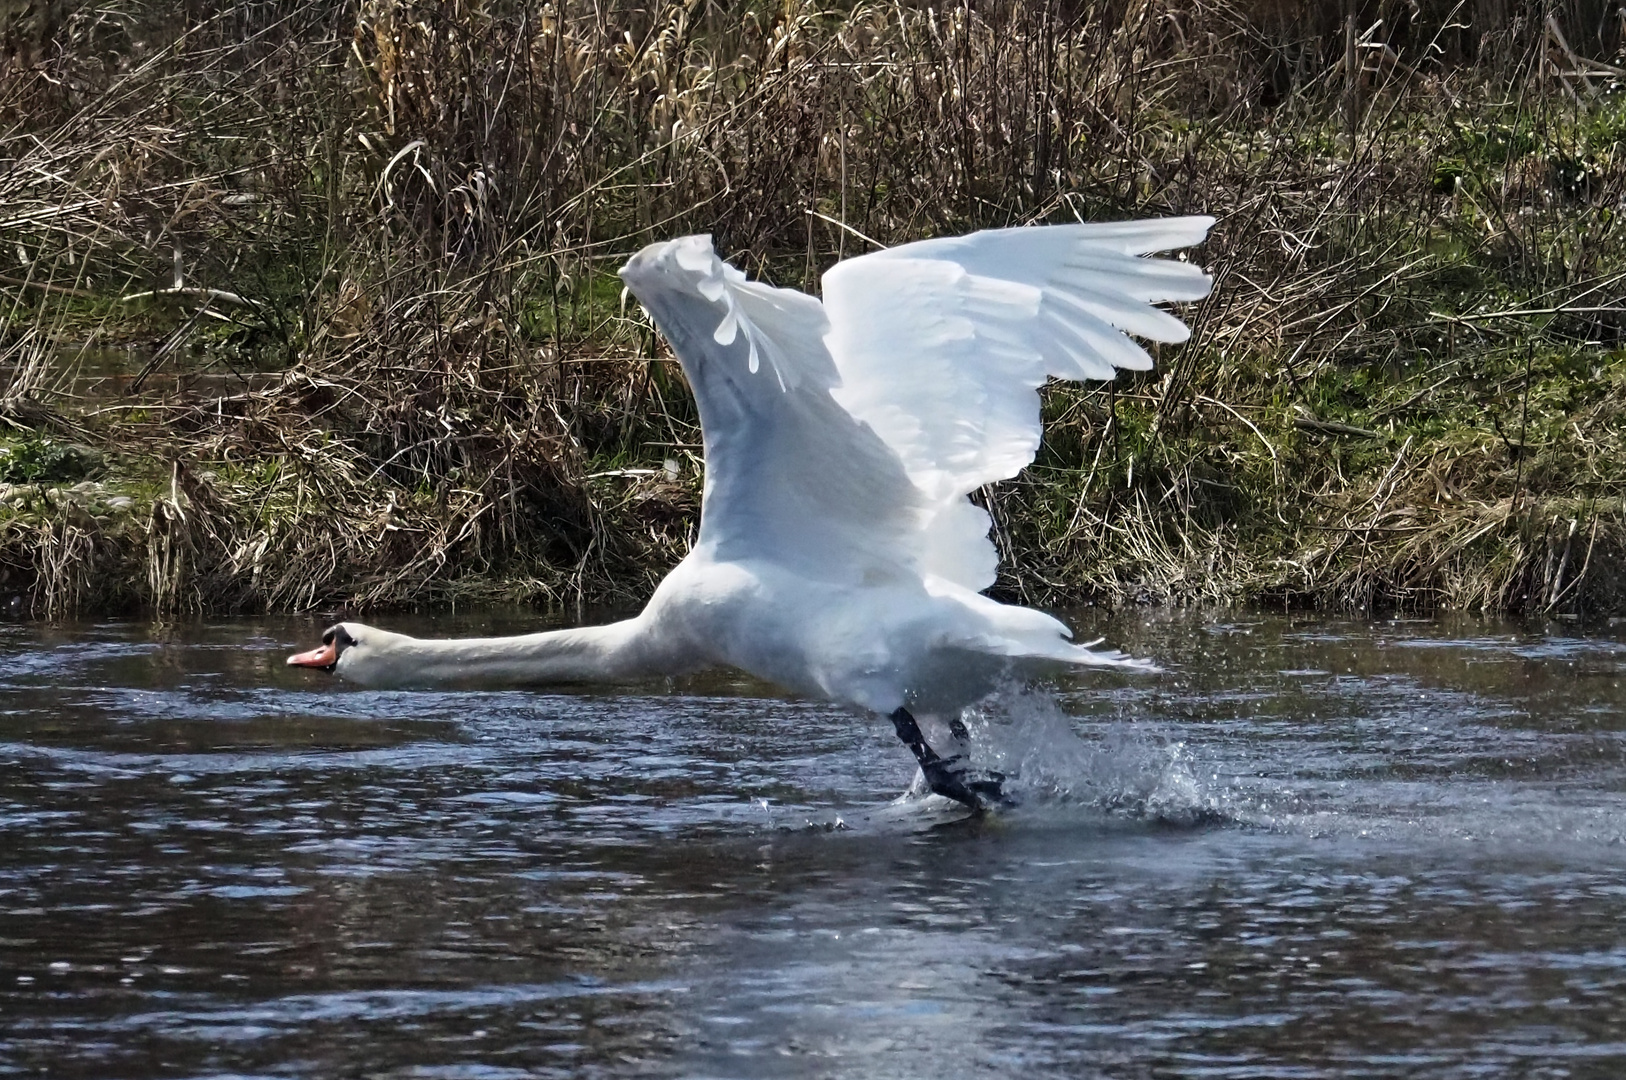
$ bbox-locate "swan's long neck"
[341,617,680,687]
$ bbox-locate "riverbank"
[3,1,1624,618]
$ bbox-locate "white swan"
[289,217,1214,808]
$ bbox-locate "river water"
[2,611,1624,1078]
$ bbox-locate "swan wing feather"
[619,236,923,584]
[821,216,1213,589]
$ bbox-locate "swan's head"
[286,622,363,674]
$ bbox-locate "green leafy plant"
[0,440,102,485]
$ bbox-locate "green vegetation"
[0,438,101,485]
[2,0,1624,618]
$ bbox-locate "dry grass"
[1,0,1624,619]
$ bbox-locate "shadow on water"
[3,610,1626,1078]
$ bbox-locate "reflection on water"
[3,611,1625,1077]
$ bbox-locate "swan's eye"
[321,624,357,655]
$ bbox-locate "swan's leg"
[943,714,1011,805]
[889,708,1009,810]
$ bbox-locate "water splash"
[956,686,1229,826]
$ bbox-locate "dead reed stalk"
[1,0,1623,617]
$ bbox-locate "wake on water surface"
[849,662,1626,859]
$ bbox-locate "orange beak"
[286,640,339,670]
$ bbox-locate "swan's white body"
[293,218,1213,718]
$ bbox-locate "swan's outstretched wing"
[821,217,1214,589]
[617,221,1212,594]
[619,236,926,584]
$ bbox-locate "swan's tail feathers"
[1059,640,1162,674]
[940,585,1161,674]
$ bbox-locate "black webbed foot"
[889,707,1014,811]
[924,755,1012,810]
